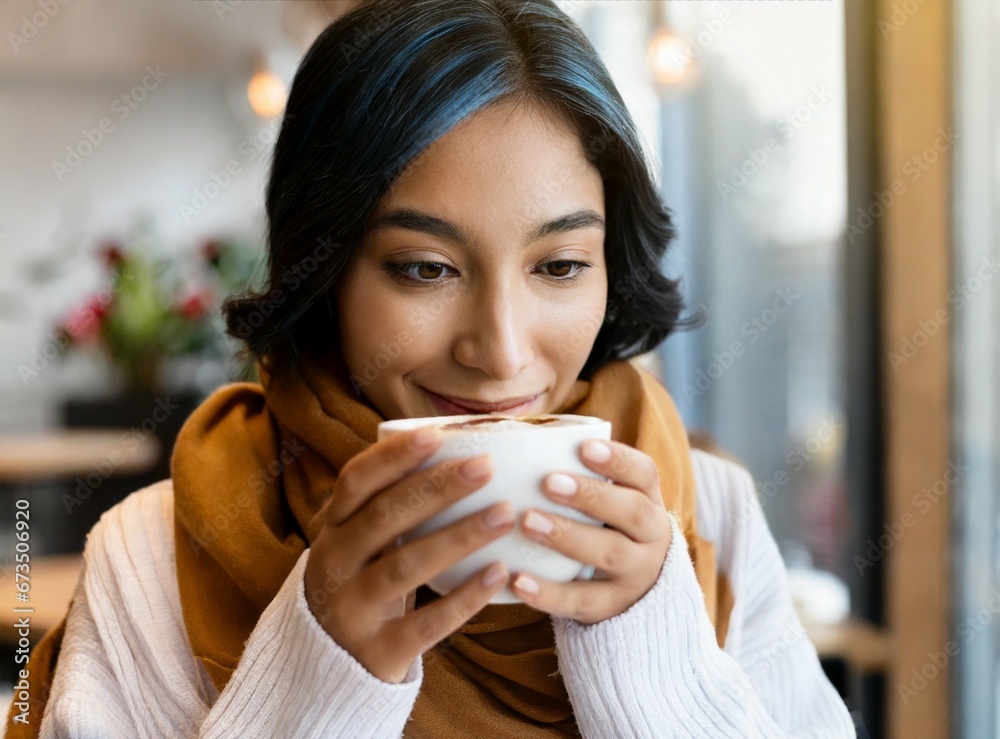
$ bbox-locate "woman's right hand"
[303,426,514,683]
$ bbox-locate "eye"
[382,261,455,284]
[541,260,592,282]
[410,262,448,280]
[381,259,593,285]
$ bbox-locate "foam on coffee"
[436,415,581,432]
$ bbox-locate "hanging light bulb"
[247,69,287,118]
[648,26,697,89]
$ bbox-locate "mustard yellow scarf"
[8,355,732,738]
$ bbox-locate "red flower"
[98,240,126,269]
[64,294,112,343]
[176,289,211,320]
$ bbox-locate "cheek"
[340,281,447,371]
[540,285,607,361]
[337,270,397,366]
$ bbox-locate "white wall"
[0,0,309,430]
[0,78,277,429]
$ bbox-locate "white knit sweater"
[25,449,853,738]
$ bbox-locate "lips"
[422,387,540,415]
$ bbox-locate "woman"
[9,1,855,736]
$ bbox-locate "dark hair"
[223,0,704,382]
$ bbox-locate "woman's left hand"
[510,439,672,625]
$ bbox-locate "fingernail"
[410,427,440,448]
[481,562,507,587]
[545,473,578,497]
[582,440,611,463]
[513,574,539,594]
[483,502,513,529]
[461,454,492,482]
[523,511,554,536]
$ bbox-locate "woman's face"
[336,99,608,420]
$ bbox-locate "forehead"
[377,99,604,223]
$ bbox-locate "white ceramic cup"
[377,413,613,603]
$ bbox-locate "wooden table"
[0,430,160,637]
[803,615,894,674]
[0,555,897,671]
[0,555,83,643]
[0,429,159,484]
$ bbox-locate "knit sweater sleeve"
[36,481,422,739]
[551,451,855,738]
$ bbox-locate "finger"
[579,439,661,503]
[325,427,444,526]
[541,473,665,543]
[359,500,515,606]
[510,573,619,624]
[520,509,642,574]
[338,451,495,563]
[373,538,401,563]
[391,560,510,656]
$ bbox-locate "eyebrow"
[367,208,605,248]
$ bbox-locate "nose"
[453,278,535,381]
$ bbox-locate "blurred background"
[0,1,994,737]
